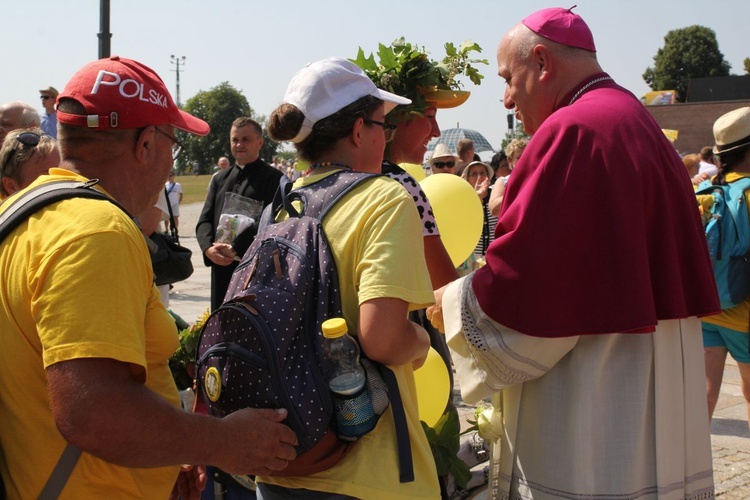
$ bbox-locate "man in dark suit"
[196,117,282,311]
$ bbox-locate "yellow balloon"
[399,162,426,182]
[419,173,483,266]
[414,347,451,428]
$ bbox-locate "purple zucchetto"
[521,5,596,52]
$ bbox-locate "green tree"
[744,57,750,75]
[643,25,730,102]
[180,82,278,174]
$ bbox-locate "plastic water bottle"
[321,318,377,438]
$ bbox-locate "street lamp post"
[170,55,186,107]
[98,0,112,59]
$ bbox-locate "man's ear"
[134,126,155,164]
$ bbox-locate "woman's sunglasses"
[432,161,456,169]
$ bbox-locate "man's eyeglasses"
[154,128,184,160]
[40,95,53,101]
[2,132,42,175]
[432,161,456,169]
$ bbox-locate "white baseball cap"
[283,57,411,143]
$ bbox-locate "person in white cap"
[258,56,439,499]
[428,6,718,498]
[0,56,297,499]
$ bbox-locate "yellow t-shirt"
[260,170,440,499]
[0,169,180,498]
[699,171,750,332]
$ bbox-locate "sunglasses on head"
[432,160,455,169]
[2,132,42,174]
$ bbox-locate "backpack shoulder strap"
[380,366,415,483]
[695,178,715,194]
[0,180,125,245]
[291,170,379,220]
[258,171,378,229]
[725,178,750,251]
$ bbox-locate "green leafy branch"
[422,410,472,489]
[440,41,488,87]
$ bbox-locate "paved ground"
[172,202,750,498]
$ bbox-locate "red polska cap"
[57,56,209,136]
[521,5,596,52]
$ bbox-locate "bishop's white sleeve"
[443,273,579,404]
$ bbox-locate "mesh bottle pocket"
[332,386,378,440]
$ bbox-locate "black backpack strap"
[381,366,415,483]
[0,179,126,244]
[259,176,296,230]
[37,443,82,500]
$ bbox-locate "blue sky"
[5,0,748,152]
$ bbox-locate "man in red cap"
[0,56,296,498]
[429,7,719,498]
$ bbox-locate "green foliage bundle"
[169,309,210,389]
[351,38,487,122]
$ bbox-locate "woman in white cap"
[699,107,750,432]
[259,57,440,499]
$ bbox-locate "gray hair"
[516,28,546,61]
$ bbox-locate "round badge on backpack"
[204,367,222,402]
